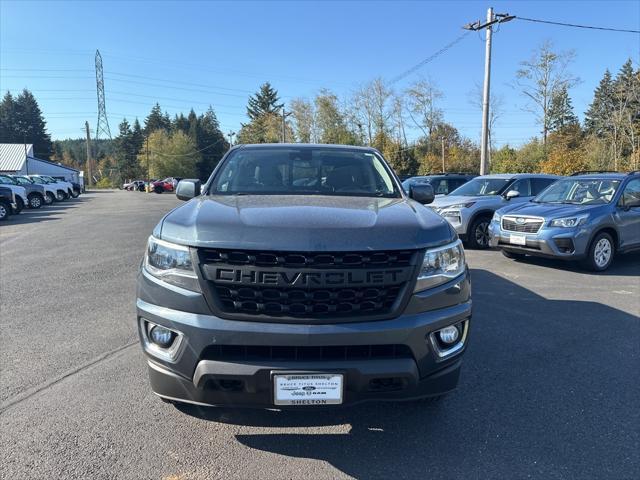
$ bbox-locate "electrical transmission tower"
[94,49,112,140]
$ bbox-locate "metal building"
[0,143,82,185]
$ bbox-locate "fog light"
[438,325,460,345]
[150,325,175,348]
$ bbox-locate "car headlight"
[447,202,476,209]
[414,239,466,292]
[492,211,502,222]
[143,236,201,292]
[549,214,588,228]
[441,209,461,218]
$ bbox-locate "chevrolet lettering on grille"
[208,267,413,288]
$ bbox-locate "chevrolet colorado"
[137,144,472,408]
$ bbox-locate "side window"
[621,179,640,207]
[434,179,448,195]
[531,178,556,195]
[509,179,531,196]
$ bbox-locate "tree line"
[1,41,637,183]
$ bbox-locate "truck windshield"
[210,147,399,198]
[449,177,510,196]
[534,179,620,205]
[0,175,18,185]
[13,176,33,185]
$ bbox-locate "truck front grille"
[201,344,413,362]
[502,216,544,234]
[197,248,419,321]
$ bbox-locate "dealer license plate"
[509,234,527,246]
[273,373,343,406]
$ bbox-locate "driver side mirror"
[505,190,520,200]
[409,184,435,205]
[176,179,201,201]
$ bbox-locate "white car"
[0,175,28,213]
[29,175,73,201]
[24,176,58,204]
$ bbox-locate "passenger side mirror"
[176,179,201,201]
[505,190,520,200]
[409,184,435,204]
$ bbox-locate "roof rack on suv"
[570,170,620,176]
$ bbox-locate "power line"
[389,31,472,85]
[516,16,640,34]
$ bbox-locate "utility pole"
[441,137,446,173]
[281,108,292,143]
[463,9,514,175]
[146,136,150,192]
[227,131,235,149]
[23,133,29,175]
[85,121,92,187]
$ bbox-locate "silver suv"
[430,174,561,248]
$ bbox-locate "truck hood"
[158,195,456,251]
[431,194,502,209]
[498,201,602,219]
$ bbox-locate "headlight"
[492,211,502,222]
[414,239,466,292]
[143,236,201,292]
[549,214,588,228]
[447,202,475,209]
[441,209,461,218]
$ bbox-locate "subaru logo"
[516,217,526,224]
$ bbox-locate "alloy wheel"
[30,196,42,208]
[594,238,612,268]
[475,221,490,247]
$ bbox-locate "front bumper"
[136,269,471,408]
[488,219,591,259]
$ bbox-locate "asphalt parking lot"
[1,190,639,480]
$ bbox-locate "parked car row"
[403,170,640,271]
[0,174,82,221]
[122,177,182,194]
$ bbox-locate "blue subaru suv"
[489,171,640,271]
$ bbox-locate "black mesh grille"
[197,248,418,320]
[200,249,415,268]
[201,344,413,362]
[501,217,543,233]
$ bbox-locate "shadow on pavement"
[504,249,640,277]
[3,198,88,225]
[178,270,639,479]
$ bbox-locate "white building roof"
[0,144,33,171]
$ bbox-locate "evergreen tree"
[114,118,140,180]
[173,113,189,134]
[144,103,171,134]
[0,89,53,159]
[131,118,145,156]
[548,86,579,132]
[584,70,615,137]
[246,82,283,120]
[196,107,228,178]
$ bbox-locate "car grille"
[201,344,413,362]
[502,216,544,234]
[197,248,419,321]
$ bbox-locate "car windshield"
[13,176,33,185]
[29,177,47,184]
[534,178,620,205]
[449,177,511,196]
[0,175,18,185]
[210,147,399,198]
[401,178,432,190]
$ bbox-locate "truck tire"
[45,191,55,204]
[56,190,66,201]
[15,196,24,214]
[582,232,615,272]
[28,193,44,209]
[0,200,10,220]
[467,216,492,249]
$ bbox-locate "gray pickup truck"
[137,144,472,408]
